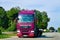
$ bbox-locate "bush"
[46,29,50,32]
[0,27,5,32]
[58,27,60,32]
[7,21,16,31]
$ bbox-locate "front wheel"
[34,27,39,37]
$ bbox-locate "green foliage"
[41,11,50,29]
[35,10,50,29]
[49,27,55,31]
[0,7,20,31]
[0,34,10,39]
[58,27,60,32]
[0,27,5,34]
[41,11,50,22]
[0,27,5,32]
[6,7,20,31]
[0,33,16,39]
[0,7,8,29]
[6,7,20,20]
[34,10,42,28]
[7,21,16,31]
[0,6,50,32]
[45,29,50,32]
[0,7,6,18]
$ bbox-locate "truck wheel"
[38,31,43,37]
[34,27,39,37]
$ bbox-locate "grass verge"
[0,34,16,39]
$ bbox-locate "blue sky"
[0,0,60,29]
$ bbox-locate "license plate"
[23,35,28,37]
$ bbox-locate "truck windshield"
[18,14,34,22]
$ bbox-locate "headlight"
[31,31,34,33]
[17,30,20,33]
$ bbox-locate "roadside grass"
[0,34,10,39]
[0,33,16,39]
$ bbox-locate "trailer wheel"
[38,31,43,37]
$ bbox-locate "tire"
[34,27,39,37]
[38,31,43,37]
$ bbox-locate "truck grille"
[21,26,30,28]
[22,30,28,32]
[20,26,30,32]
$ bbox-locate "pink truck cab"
[16,10,35,37]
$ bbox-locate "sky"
[0,0,60,29]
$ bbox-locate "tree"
[58,27,60,32]
[0,7,5,27]
[0,6,50,31]
[6,7,20,20]
[49,27,55,32]
[0,7,8,29]
[34,10,42,29]
[6,7,20,31]
[35,10,50,29]
[41,11,50,29]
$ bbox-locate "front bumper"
[17,32,34,38]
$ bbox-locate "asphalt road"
[0,32,60,40]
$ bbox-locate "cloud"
[0,0,60,11]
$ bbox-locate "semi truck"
[16,10,49,38]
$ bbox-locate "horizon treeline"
[0,7,50,31]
